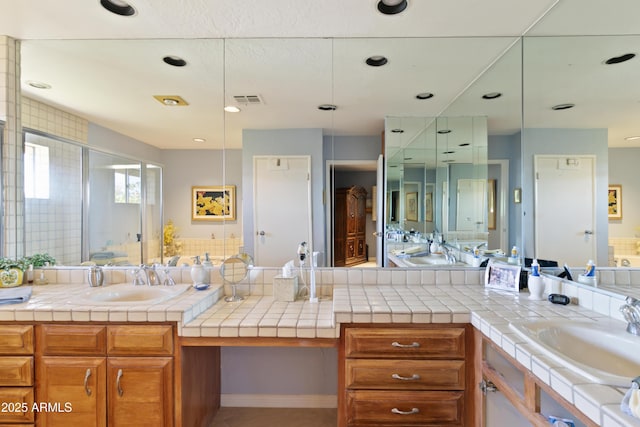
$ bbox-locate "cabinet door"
[346,193,358,235]
[36,357,106,427]
[107,357,173,427]
[0,325,33,354]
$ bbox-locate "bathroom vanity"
[0,267,637,426]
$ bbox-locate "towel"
[0,286,32,305]
[621,377,640,418]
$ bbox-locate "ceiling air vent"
[233,95,265,105]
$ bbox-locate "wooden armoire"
[334,186,367,267]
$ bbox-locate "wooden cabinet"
[35,324,174,427]
[334,186,367,267]
[339,324,475,427]
[0,325,34,426]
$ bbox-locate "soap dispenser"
[190,256,208,285]
[202,252,214,268]
[528,259,544,300]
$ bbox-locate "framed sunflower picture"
[192,185,236,221]
[608,184,622,220]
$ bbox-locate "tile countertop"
[0,283,223,325]
[0,281,638,426]
[183,283,640,427]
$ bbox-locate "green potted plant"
[0,257,29,287]
[24,253,56,268]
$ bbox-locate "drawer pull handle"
[391,407,420,415]
[116,369,124,397]
[391,373,420,381]
[83,368,92,397]
[391,341,420,348]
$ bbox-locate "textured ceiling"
[3,0,640,150]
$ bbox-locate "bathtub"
[615,255,640,267]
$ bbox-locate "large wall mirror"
[14,0,640,269]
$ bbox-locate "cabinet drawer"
[345,359,464,391]
[0,326,33,355]
[37,325,106,356]
[344,328,465,359]
[0,387,35,423]
[0,357,33,386]
[107,325,173,356]
[346,390,463,426]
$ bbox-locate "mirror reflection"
[12,4,640,271]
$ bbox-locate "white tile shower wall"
[1,36,24,257]
[176,238,244,260]
[24,134,82,264]
[22,97,88,144]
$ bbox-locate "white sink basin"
[509,319,640,387]
[404,255,466,267]
[75,283,191,305]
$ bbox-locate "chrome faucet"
[441,246,457,264]
[620,296,640,336]
[133,264,161,286]
[473,242,487,253]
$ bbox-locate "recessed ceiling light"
[391,129,404,133]
[318,104,337,111]
[26,80,51,89]
[415,92,434,100]
[443,151,455,154]
[100,0,136,16]
[163,56,187,67]
[224,105,241,113]
[459,143,470,147]
[624,136,640,141]
[605,53,636,65]
[377,0,408,15]
[366,56,388,67]
[153,95,189,106]
[482,92,502,100]
[437,129,452,134]
[193,138,206,143]
[552,103,575,110]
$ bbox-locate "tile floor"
[210,407,337,427]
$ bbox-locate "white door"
[456,179,487,231]
[376,154,384,267]
[534,156,595,266]
[254,156,312,266]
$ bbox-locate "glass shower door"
[87,151,141,266]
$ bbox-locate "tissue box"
[273,276,298,302]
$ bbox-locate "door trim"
[488,159,509,252]
[325,160,377,267]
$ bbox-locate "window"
[24,142,50,199]
[114,166,141,204]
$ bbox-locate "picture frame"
[608,184,622,220]
[191,185,236,221]
[424,191,433,222]
[406,191,418,221]
[485,260,521,293]
[488,179,496,230]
